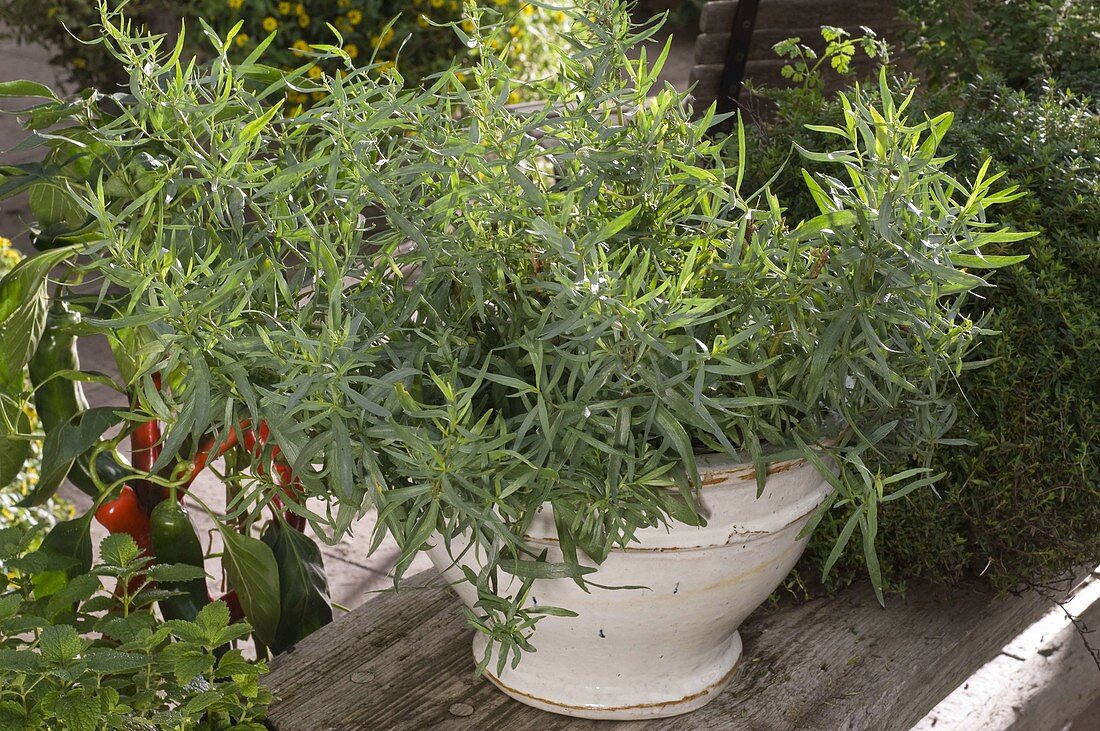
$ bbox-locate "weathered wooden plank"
[689,63,725,86]
[699,0,897,31]
[692,58,787,97]
[694,32,730,65]
[700,1,738,34]
[915,572,1100,730]
[263,569,1074,731]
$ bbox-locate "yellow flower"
[523,4,535,16]
[347,9,362,25]
[295,3,305,14]
[416,13,429,28]
[72,57,87,69]
[509,24,519,36]
[312,91,326,102]
[262,16,278,32]
[228,0,242,8]
[507,91,520,104]
[278,1,291,13]
[293,39,310,54]
[338,0,350,6]
[235,33,249,47]
[461,19,474,33]
[494,0,507,5]
[430,0,443,7]
[298,13,310,28]
[370,28,394,49]
[377,60,395,72]
[308,64,323,78]
[344,43,359,59]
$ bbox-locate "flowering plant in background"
[0,0,569,100]
[0,0,213,89]
[225,0,569,107]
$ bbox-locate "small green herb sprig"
[0,528,270,730]
[769,26,890,116]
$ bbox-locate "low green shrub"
[896,0,1100,100]
[224,0,568,107]
[865,80,1100,592]
[0,0,211,90]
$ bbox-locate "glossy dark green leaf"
[220,527,281,648]
[32,513,94,599]
[261,523,332,655]
[0,388,31,488]
[20,407,122,506]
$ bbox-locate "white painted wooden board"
[261,569,1079,730]
[916,572,1100,731]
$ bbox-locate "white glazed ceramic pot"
[426,454,832,720]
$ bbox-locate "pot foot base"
[475,632,744,720]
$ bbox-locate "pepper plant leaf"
[261,523,333,655]
[220,526,281,649]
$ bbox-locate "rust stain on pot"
[483,653,744,714]
[700,457,801,487]
[524,501,820,554]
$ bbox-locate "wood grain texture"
[263,570,1066,731]
[915,573,1100,731]
[700,2,739,34]
[700,0,897,31]
[692,59,787,98]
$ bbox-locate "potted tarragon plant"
[343,1,1030,719]
[0,0,1028,722]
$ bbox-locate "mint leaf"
[38,625,88,665]
[51,691,100,731]
[146,563,208,584]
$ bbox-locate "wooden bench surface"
[261,569,1068,730]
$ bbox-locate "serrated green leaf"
[38,624,88,664]
[146,563,209,584]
